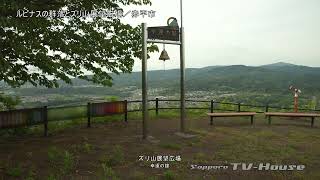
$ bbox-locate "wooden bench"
[207,112,257,126]
[265,112,320,127]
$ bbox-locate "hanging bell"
[159,49,170,61]
[167,17,179,27]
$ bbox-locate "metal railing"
[1,98,319,136]
[126,98,320,114]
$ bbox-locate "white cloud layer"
[120,0,320,71]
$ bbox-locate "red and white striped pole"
[294,94,298,113]
[290,86,301,113]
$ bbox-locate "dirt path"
[0,116,319,179]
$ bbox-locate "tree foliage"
[0,0,158,88]
[0,93,20,110]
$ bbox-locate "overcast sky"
[120,0,320,71]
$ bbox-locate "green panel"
[27,108,43,125]
[48,106,87,122]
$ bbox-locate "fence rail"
[127,99,320,113]
[1,99,319,136]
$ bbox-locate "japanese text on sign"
[16,9,156,19]
[148,26,180,41]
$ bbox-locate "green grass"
[48,106,87,122]
[25,165,37,180]
[1,110,320,179]
[47,146,76,176]
[0,109,209,138]
[82,142,93,153]
[163,170,177,180]
[208,126,320,179]
[5,164,22,177]
[184,136,203,147]
[100,164,119,180]
[159,143,182,150]
[193,152,207,163]
[100,145,124,167]
[188,129,209,136]
[147,177,159,180]
[61,151,75,175]
[71,141,94,154]
[97,145,126,179]
[47,146,61,168]
[131,171,146,180]
[213,128,295,163]
[46,174,58,180]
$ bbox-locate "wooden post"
[265,104,269,119]
[124,100,128,123]
[251,115,254,125]
[268,116,272,125]
[237,103,241,112]
[210,119,213,126]
[43,106,48,137]
[311,117,315,127]
[156,98,159,116]
[210,100,214,125]
[294,96,298,113]
[87,103,91,128]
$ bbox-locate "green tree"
[0,93,20,110]
[0,0,158,107]
[104,95,118,102]
[307,96,317,110]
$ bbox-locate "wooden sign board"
[147,26,180,41]
[0,108,44,128]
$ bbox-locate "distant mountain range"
[261,62,298,67]
[2,62,320,95]
[105,62,320,94]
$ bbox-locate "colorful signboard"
[91,101,127,117]
[0,108,44,128]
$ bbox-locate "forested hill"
[108,62,320,94]
[1,62,320,95]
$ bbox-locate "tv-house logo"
[231,163,305,171]
[191,163,305,171]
